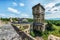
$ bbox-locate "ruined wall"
[12,24,36,40]
[48,35,60,40]
[13,24,31,34]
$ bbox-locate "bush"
[30,31,35,37]
[46,22,55,31]
[27,19,33,22]
[44,30,49,35]
[55,23,60,26]
[33,30,43,36]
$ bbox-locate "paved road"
[0,23,21,40]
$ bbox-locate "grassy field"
[49,25,60,37]
[42,24,60,40]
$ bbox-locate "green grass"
[19,27,25,30]
[42,24,60,40]
[30,31,35,37]
[30,24,60,40]
[42,34,48,40]
[49,25,60,37]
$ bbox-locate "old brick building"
[32,3,45,32]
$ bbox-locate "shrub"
[33,30,43,36]
[46,22,55,31]
[30,31,35,37]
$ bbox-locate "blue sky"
[0,0,60,19]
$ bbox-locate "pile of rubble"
[0,23,21,40]
[48,35,60,40]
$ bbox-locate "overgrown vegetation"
[27,18,33,22]
[45,20,60,26]
[30,30,43,37]
[0,18,33,22]
[30,31,35,37]
[0,18,10,21]
[0,18,18,24]
[42,20,60,40]
[30,20,60,40]
[0,18,18,22]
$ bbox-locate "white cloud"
[45,11,60,19]
[45,2,56,12]
[8,7,20,14]
[20,13,30,18]
[54,0,60,3]
[51,6,60,12]
[8,14,17,18]
[19,3,24,7]
[0,14,6,16]
[13,2,17,6]
[45,3,55,9]
[0,13,16,18]
[45,1,60,19]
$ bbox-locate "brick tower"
[32,3,45,32]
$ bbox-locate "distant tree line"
[45,20,60,26]
[0,18,10,21]
[0,18,33,22]
[0,18,18,21]
[27,18,33,22]
[0,17,60,26]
